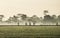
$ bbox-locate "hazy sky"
[0,0,60,20]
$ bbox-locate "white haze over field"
[0,0,60,21]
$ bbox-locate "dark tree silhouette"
[57,15,60,25]
[27,17,32,26]
[43,15,53,25]
[0,15,4,22]
[57,15,60,21]
[21,14,27,20]
[21,14,27,25]
[40,17,43,23]
[13,15,18,22]
[7,17,13,23]
[13,15,20,26]
[51,15,57,24]
[52,15,56,19]
[31,15,40,25]
[44,10,48,15]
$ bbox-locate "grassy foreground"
[0,26,60,38]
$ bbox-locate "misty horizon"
[0,0,60,20]
[0,9,60,21]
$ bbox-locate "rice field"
[0,25,60,38]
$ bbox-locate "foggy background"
[0,0,60,21]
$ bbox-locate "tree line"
[0,10,60,26]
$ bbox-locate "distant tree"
[17,14,24,18]
[16,14,28,25]
[58,15,60,20]
[40,17,43,23]
[16,14,24,25]
[13,15,20,26]
[7,17,13,23]
[43,10,56,25]
[44,15,51,20]
[0,15,4,22]
[27,17,32,26]
[21,14,27,20]
[57,15,60,23]
[17,14,27,20]
[44,10,48,15]
[21,14,27,25]
[31,15,40,25]
[51,15,57,23]
[58,15,60,18]
[52,15,56,19]
[7,15,19,26]
[43,15,52,24]
[13,15,18,22]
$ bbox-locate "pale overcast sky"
[0,0,60,20]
